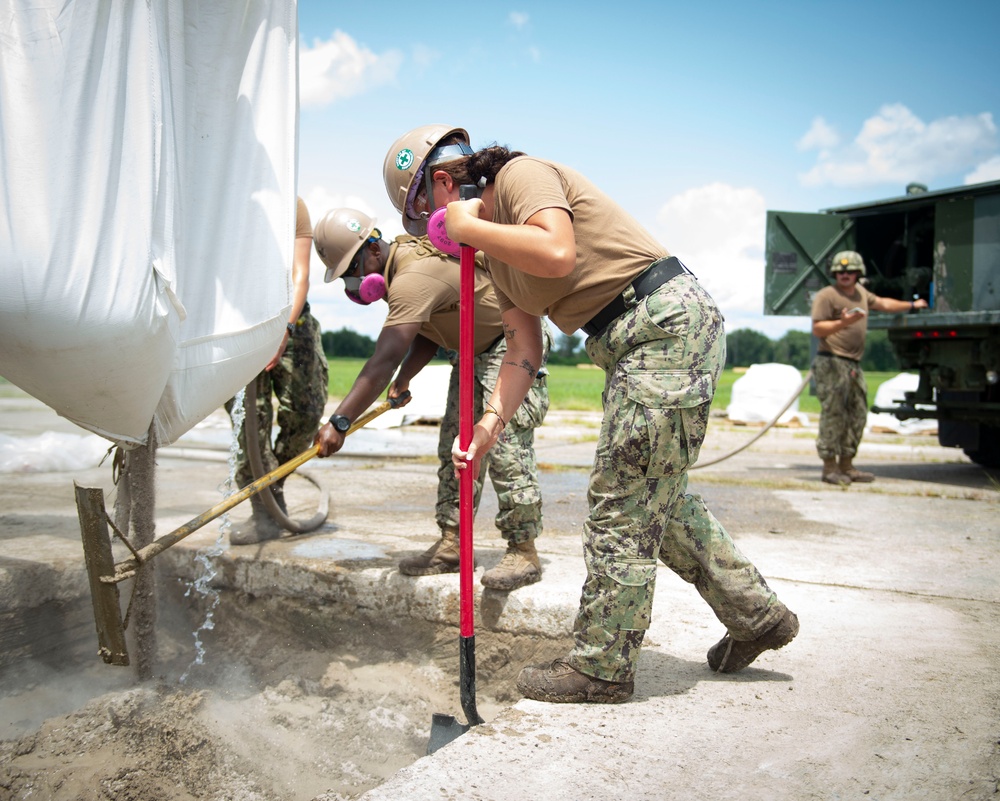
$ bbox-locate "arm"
[452,307,543,479]
[870,296,929,313]
[445,202,576,278]
[389,334,439,400]
[315,322,420,456]
[267,234,312,371]
[812,309,866,339]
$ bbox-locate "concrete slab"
[1,391,998,800]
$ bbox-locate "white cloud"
[509,12,529,29]
[309,290,389,341]
[655,182,768,323]
[965,155,1000,185]
[299,31,403,108]
[302,188,376,226]
[797,117,840,151]
[799,104,998,188]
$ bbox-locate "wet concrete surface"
[1,390,999,800]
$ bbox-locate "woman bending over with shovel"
[386,126,799,704]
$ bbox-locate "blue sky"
[294,1,1000,343]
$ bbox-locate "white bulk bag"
[0,0,298,447]
[726,362,806,425]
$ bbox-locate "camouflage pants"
[436,323,553,543]
[573,275,783,683]
[813,354,867,460]
[226,311,329,498]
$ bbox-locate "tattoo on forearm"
[502,322,516,341]
[503,359,538,378]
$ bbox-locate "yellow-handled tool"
[76,393,409,666]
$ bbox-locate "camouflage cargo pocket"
[511,376,550,430]
[603,558,657,631]
[625,369,713,477]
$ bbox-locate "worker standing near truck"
[811,250,928,486]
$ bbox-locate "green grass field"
[326,359,900,416]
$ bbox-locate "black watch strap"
[329,413,351,433]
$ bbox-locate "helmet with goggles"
[383,124,472,236]
[314,208,380,284]
[830,250,866,276]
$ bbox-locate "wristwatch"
[328,414,351,433]
[286,322,296,336]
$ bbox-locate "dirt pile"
[0,586,568,801]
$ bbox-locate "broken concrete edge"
[156,543,579,640]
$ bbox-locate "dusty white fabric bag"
[0,0,298,447]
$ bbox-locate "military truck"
[764,179,1000,467]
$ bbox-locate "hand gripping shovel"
[426,189,484,754]
[76,392,409,666]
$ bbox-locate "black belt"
[581,257,691,338]
[815,351,859,364]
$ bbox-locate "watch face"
[332,415,350,432]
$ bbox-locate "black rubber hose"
[243,377,329,533]
[691,370,813,469]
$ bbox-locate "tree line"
[723,328,899,371]
[322,326,900,372]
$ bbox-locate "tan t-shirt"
[811,284,879,361]
[295,196,312,239]
[486,156,669,334]
[383,236,503,354]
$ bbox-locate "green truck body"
[764,180,1000,466]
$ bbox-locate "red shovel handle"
[457,183,480,639]
[458,238,476,638]
[454,185,485,728]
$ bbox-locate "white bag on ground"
[866,373,937,434]
[726,362,806,425]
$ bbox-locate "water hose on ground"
[243,378,329,533]
[691,370,813,469]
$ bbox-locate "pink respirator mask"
[344,273,386,305]
[425,181,486,258]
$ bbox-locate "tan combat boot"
[398,526,460,576]
[516,658,633,703]
[821,458,851,486]
[839,456,875,483]
[481,539,542,591]
[707,607,800,673]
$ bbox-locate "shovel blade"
[426,712,470,755]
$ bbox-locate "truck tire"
[963,426,1000,468]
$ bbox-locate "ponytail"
[434,143,526,189]
[467,145,526,188]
